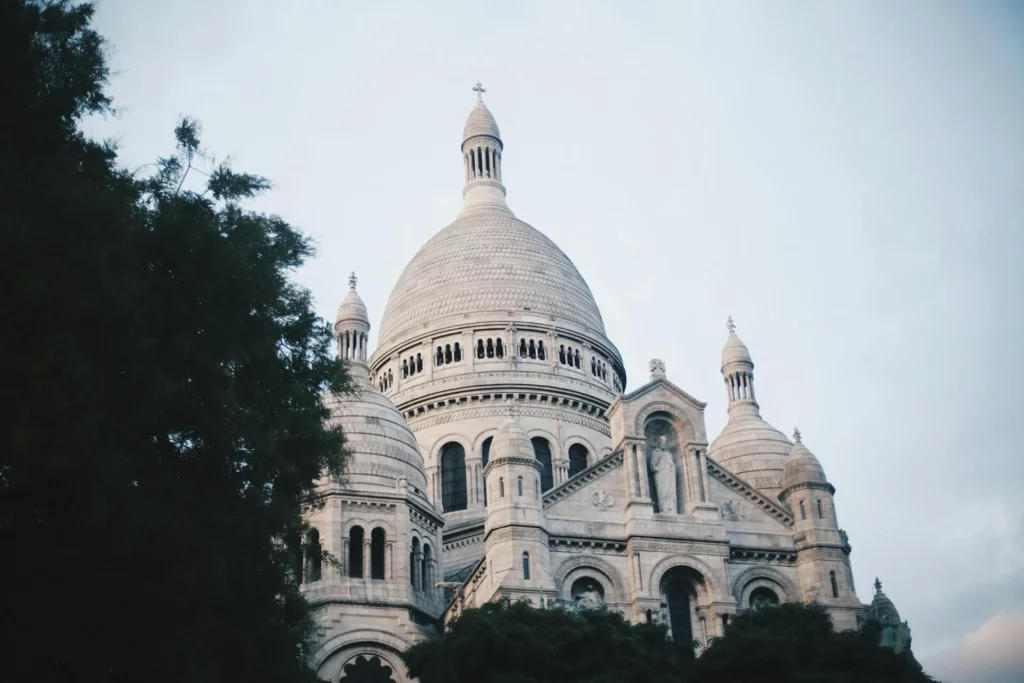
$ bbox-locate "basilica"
[302,87,908,682]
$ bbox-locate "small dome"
[324,367,428,495]
[708,416,792,497]
[722,318,753,368]
[781,429,828,490]
[489,410,534,462]
[869,579,902,624]
[336,273,369,328]
[463,101,501,143]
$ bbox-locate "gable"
[709,478,792,534]
[543,451,627,520]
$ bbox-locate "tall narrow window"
[568,444,588,478]
[485,146,491,176]
[477,339,485,358]
[402,360,409,378]
[830,571,839,598]
[349,526,364,579]
[591,357,597,375]
[444,344,452,364]
[422,544,432,589]
[574,349,581,368]
[481,437,492,507]
[799,500,806,520]
[517,476,523,496]
[537,341,546,360]
[305,529,322,582]
[519,339,527,357]
[528,339,536,358]
[486,338,494,358]
[499,477,505,498]
[440,442,467,512]
[409,537,419,587]
[522,552,530,580]
[817,499,824,519]
[436,347,444,366]
[454,343,462,362]
[416,353,422,373]
[496,339,504,357]
[370,527,386,580]
[532,437,554,492]
[559,345,566,364]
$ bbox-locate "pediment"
[706,458,793,526]
[623,378,707,411]
[542,450,625,515]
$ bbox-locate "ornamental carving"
[592,490,615,510]
[630,540,730,556]
[486,526,548,544]
[720,500,746,521]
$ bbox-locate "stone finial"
[649,358,666,381]
[473,80,486,102]
[874,577,883,593]
[348,272,358,290]
[793,427,802,443]
[726,316,736,334]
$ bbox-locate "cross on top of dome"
[473,81,486,102]
[727,316,736,334]
[348,272,358,290]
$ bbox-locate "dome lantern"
[335,272,370,370]
[461,82,510,215]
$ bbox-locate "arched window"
[559,345,566,364]
[496,339,504,357]
[349,526,364,579]
[436,346,444,366]
[409,537,419,588]
[499,477,505,498]
[477,339,485,358]
[591,357,597,375]
[415,353,422,373]
[517,476,523,496]
[574,349,581,368]
[528,339,536,359]
[830,571,839,598]
[537,341,546,360]
[402,360,408,378]
[486,338,494,358]
[485,146,491,177]
[749,586,779,609]
[481,437,492,507]
[522,552,530,580]
[422,543,432,589]
[454,343,462,362]
[817,499,824,519]
[370,527,386,580]
[532,437,554,492]
[519,339,527,357]
[800,500,806,520]
[305,529,322,582]
[440,442,467,512]
[568,444,588,478]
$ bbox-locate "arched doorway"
[339,654,396,683]
[659,566,706,660]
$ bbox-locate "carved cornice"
[542,450,623,507]
[405,396,612,435]
[779,480,836,501]
[549,536,627,553]
[728,547,797,564]
[482,456,543,477]
[628,539,730,556]
[706,458,794,525]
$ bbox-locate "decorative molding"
[407,400,612,436]
[550,536,627,554]
[633,401,698,441]
[729,547,797,564]
[552,554,626,597]
[730,565,799,603]
[629,540,730,556]
[625,378,708,411]
[485,526,549,544]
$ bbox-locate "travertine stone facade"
[306,88,897,682]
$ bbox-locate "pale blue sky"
[85,2,1023,680]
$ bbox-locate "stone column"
[363,539,371,580]
[635,440,650,499]
[385,542,393,581]
[342,538,349,578]
[699,450,711,503]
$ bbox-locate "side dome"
[489,411,534,462]
[781,429,828,490]
[336,274,369,328]
[377,210,607,344]
[868,579,902,624]
[708,417,792,496]
[722,330,752,367]
[325,368,428,496]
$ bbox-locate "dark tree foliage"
[689,603,938,683]
[403,600,689,683]
[1,2,348,682]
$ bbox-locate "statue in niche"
[574,582,604,610]
[649,435,677,514]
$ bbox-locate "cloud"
[925,611,1024,683]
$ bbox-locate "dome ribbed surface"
[722,332,753,367]
[325,371,427,492]
[463,102,501,141]
[869,590,902,624]
[377,208,606,344]
[336,288,369,326]
[781,438,828,490]
[490,414,534,461]
[708,417,792,497]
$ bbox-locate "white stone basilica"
[302,87,893,682]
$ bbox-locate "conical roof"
[336,273,369,328]
[722,317,753,367]
[463,101,501,142]
[781,428,828,490]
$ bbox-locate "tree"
[402,600,689,683]
[1,2,348,682]
[689,603,938,683]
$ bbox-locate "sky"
[83,1,1024,680]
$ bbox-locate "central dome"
[378,209,605,344]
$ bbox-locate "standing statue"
[649,435,677,514]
